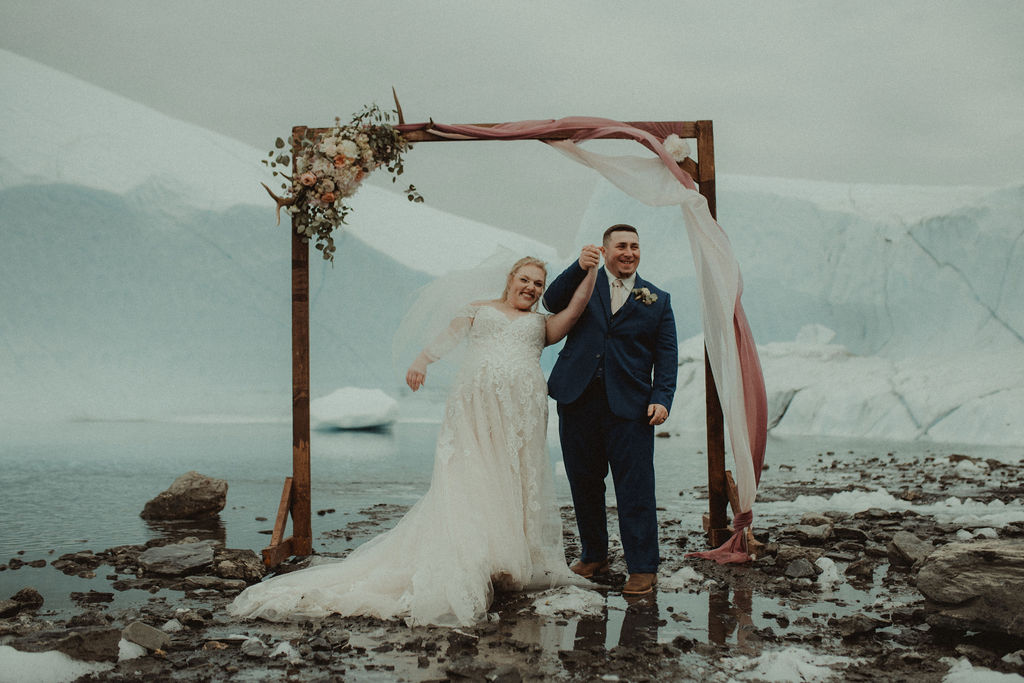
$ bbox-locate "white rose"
[663,134,691,162]
[338,140,359,158]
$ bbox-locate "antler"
[261,182,295,225]
[392,86,406,125]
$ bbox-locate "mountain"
[0,49,554,421]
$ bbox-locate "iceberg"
[311,387,398,430]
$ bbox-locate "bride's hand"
[578,245,601,271]
[406,354,430,391]
[406,367,426,391]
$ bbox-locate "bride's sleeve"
[410,304,477,373]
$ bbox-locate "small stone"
[845,559,875,579]
[784,557,818,579]
[887,531,934,567]
[799,513,833,526]
[214,548,265,582]
[162,619,184,633]
[834,527,869,542]
[834,613,888,638]
[183,575,247,591]
[785,524,833,545]
[241,636,268,658]
[70,590,114,604]
[0,599,20,618]
[122,621,172,652]
[138,541,217,576]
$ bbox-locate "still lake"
[2,416,1019,613]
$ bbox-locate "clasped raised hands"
[578,245,601,271]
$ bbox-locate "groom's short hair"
[603,224,638,245]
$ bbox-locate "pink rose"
[334,155,349,168]
[321,192,337,204]
[299,172,317,187]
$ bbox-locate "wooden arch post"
[261,119,729,567]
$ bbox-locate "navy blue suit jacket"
[544,263,678,420]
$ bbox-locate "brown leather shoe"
[570,558,610,579]
[622,573,657,595]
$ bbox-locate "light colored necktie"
[611,278,625,314]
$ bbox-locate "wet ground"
[2,429,1024,681]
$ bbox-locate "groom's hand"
[578,245,601,271]
[648,404,668,426]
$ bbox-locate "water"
[2,418,1020,652]
[0,417,714,560]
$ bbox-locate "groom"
[543,224,678,596]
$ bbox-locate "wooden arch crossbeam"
[261,118,732,568]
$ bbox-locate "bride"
[229,252,600,627]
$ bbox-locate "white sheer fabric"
[230,304,577,627]
[549,141,758,514]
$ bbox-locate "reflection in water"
[708,586,754,647]
[507,592,662,655]
[143,516,227,546]
[572,594,660,652]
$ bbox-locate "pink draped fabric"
[398,117,698,190]
[397,116,766,563]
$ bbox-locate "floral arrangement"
[662,133,692,163]
[262,103,422,262]
[632,287,658,305]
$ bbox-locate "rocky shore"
[2,449,1023,682]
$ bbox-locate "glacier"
[577,173,1024,446]
[1,48,1022,446]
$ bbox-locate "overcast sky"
[3,1,1023,251]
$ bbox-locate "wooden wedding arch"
[261,118,735,568]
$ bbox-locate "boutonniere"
[632,287,658,305]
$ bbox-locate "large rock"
[916,540,1024,638]
[141,471,227,520]
[138,540,218,576]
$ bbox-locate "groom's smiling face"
[603,230,640,279]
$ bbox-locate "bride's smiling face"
[507,264,546,311]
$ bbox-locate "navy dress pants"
[558,378,659,573]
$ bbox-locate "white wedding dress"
[229,304,577,626]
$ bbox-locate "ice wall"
[575,174,1024,445]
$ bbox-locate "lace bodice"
[456,304,545,375]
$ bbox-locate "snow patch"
[0,645,113,682]
[660,566,705,592]
[724,645,864,681]
[943,656,1024,682]
[531,585,605,618]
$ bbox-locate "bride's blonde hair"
[501,256,547,305]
